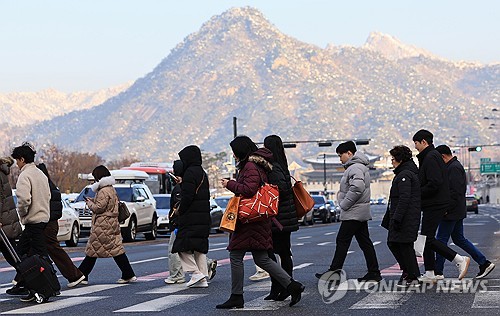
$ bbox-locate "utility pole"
[233,117,237,138]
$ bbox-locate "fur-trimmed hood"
[0,157,14,175]
[91,176,116,192]
[248,148,273,172]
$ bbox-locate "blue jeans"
[435,219,486,275]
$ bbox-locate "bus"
[121,162,174,194]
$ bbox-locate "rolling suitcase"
[0,227,60,303]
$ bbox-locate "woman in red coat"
[216,136,304,309]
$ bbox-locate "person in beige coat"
[78,165,136,284]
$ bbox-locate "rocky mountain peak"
[363,31,435,60]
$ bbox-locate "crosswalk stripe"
[317,242,333,246]
[0,296,107,314]
[372,241,381,246]
[293,263,313,270]
[349,292,411,309]
[208,247,227,252]
[114,294,207,312]
[324,232,336,235]
[297,236,312,239]
[59,284,127,296]
[138,283,187,294]
[0,299,10,302]
[472,291,500,308]
[236,293,288,311]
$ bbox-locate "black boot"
[216,294,244,309]
[275,289,290,301]
[287,279,305,307]
[264,278,284,300]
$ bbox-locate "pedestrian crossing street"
[0,278,499,313]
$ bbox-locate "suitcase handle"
[0,227,21,264]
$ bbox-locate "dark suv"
[311,195,331,223]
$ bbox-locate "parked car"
[377,197,387,205]
[72,170,157,242]
[210,198,224,232]
[153,194,171,235]
[466,195,479,214]
[327,200,340,222]
[311,195,331,223]
[13,193,80,247]
[214,195,233,212]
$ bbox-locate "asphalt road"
[1,204,499,315]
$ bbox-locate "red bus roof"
[122,166,169,174]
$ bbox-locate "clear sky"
[1,0,498,93]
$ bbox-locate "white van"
[72,170,157,242]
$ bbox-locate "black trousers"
[14,222,48,285]
[387,242,420,280]
[78,254,135,280]
[330,220,380,273]
[421,209,457,271]
[268,231,293,294]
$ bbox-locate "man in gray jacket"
[316,141,381,282]
[6,142,51,300]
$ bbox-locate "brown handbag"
[219,196,240,233]
[291,176,315,218]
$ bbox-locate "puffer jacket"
[171,145,211,254]
[338,151,372,221]
[85,176,125,258]
[0,157,22,239]
[226,148,274,251]
[443,157,466,221]
[267,162,299,233]
[387,160,421,243]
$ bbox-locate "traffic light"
[468,146,482,152]
[283,143,297,148]
[355,139,370,145]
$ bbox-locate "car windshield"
[74,187,133,202]
[313,196,325,204]
[215,197,231,208]
[155,196,170,209]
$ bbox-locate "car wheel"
[307,214,314,225]
[65,222,79,247]
[122,217,137,242]
[145,216,158,240]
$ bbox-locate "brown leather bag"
[219,196,240,233]
[291,176,315,218]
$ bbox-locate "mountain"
[12,7,500,163]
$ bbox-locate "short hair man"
[6,143,51,300]
[434,145,495,279]
[412,130,470,282]
[315,141,381,282]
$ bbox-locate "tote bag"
[238,183,279,223]
[291,176,315,218]
[219,196,240,233]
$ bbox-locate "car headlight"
[319,206,325,210]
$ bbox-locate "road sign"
[480,158,491,163]
[480,162,500,174]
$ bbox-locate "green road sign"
[480,162,500,174]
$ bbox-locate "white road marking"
[130,257,167,265]
[347,251,355,254]
[209,247,228,252]
[1,296,107,314]
[297,236,312,239]
[463,223,485,226]
[113,294,207,312]
[450,243,478,246]
[235,293,289,311]
[294,243,304,246]
[211,242,228,246]
[317,242,333,246]
[138,284,187,294]
[472,291,500,308]
[59,284,126,296]
[293,263,313,270]
[373,241,382,246]
[350,292,411,309]
[325,232,336,235]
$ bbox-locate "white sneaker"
[67,275,86,288]
[186,273,206,287]
[117,276,137,284]
[190,279,208,288]
[418,274,438,283]
[435,275,445,280]
[249,270,270,281]
[164,278,185,284]
[456,256,471,280]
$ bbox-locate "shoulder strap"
[195,172,205,194]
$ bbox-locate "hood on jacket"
[344,151,369,169]
[178,145,202,172]
[173,159,184,177]
[0,156,14,175]
[91,176,116,192]
[394,159,419,175]
[248,148,273,172]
